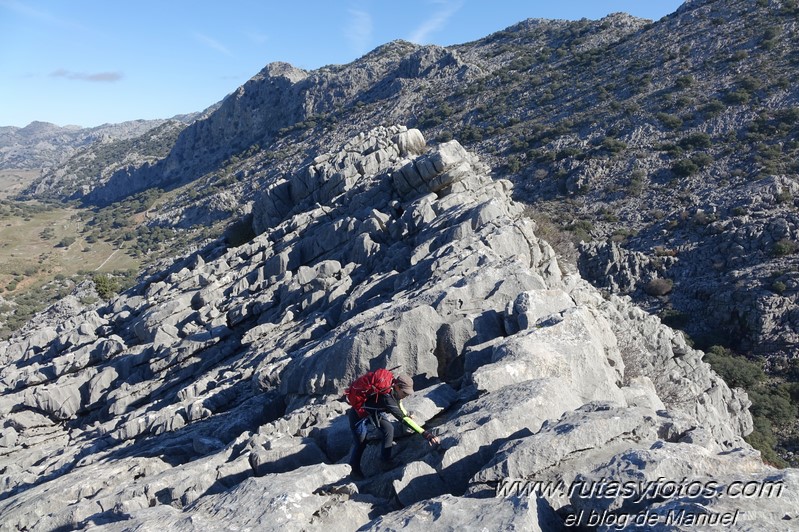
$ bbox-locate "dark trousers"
[348,408,394,475]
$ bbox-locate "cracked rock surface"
[1,127,795,530]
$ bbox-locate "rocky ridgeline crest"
[83,44,476,207]
[1,127,794,530]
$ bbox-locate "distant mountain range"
[0,117,192,171]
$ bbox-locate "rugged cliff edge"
[0,128,795,530]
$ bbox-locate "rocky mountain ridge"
[2,127,794,530]
[0,117,198,172]
[22,120,189,201]
[18,0,797,362]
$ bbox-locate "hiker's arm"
[393,398,440,445]
[402,414,426,435]
[400,400,440,445]
[383,395,425,434]
[401,410,440,445]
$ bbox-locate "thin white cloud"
[347,8,373,56]
[50,69,123,82]
[0,0,83,30]
[195,33,234,57]
[408,0,463,44]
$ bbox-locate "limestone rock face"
[0,127,792,530]
[578,174,799,360]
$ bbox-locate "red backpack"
[345,369,395,418]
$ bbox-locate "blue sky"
[0,1,684,128]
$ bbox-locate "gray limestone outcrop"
[579,173,799,360]
[0,127,793,530]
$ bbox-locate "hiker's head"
[393,374,413,398]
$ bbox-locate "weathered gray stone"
[392,461,449,506]
[362,493,562,531]
[622,376,666,411]
[0,426,18,448]
[250,436,328,475]
[567,442,776,519]
[436,379,585,488]
[172,465,373,531]
[429,140,470,174]
[394,128,426,157]
[0,125,789,531]
[472,306,626,404]
[641,468,799,531]
[279,304,443,396]
[471,404,662,493]
[511,289,575,331]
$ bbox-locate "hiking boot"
[381,446,393,462]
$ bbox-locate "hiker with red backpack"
[345,369,440,478]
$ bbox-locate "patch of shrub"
[749,387,797,426]
[505,157,522,173]
[567,220,594,242]
[93,273,120,299]
[775,190,793,204]
[644,278,674,296]
[600,137,627,155]
[705,346,765,389]
[772,238,799,257]
[724,89,751,105]
[656,112,683,130]
[628,176,644,197]
[771,280,787,294]
[674,75,694,89]
[679,132,712,150]
[788,359,799,382]
[702,100,726,118]
[672,158,699,177]
[729,50,749,62]
[520,208,578,269]
[746,417,788,467]
[436,130,453,143]
[691,152,713,168]
[224,215,256,248]
[659,308,688,329]
[57,236,76,248]
[704,345,796,467]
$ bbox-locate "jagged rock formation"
[1,128,794,530]
[84,43,477,206]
